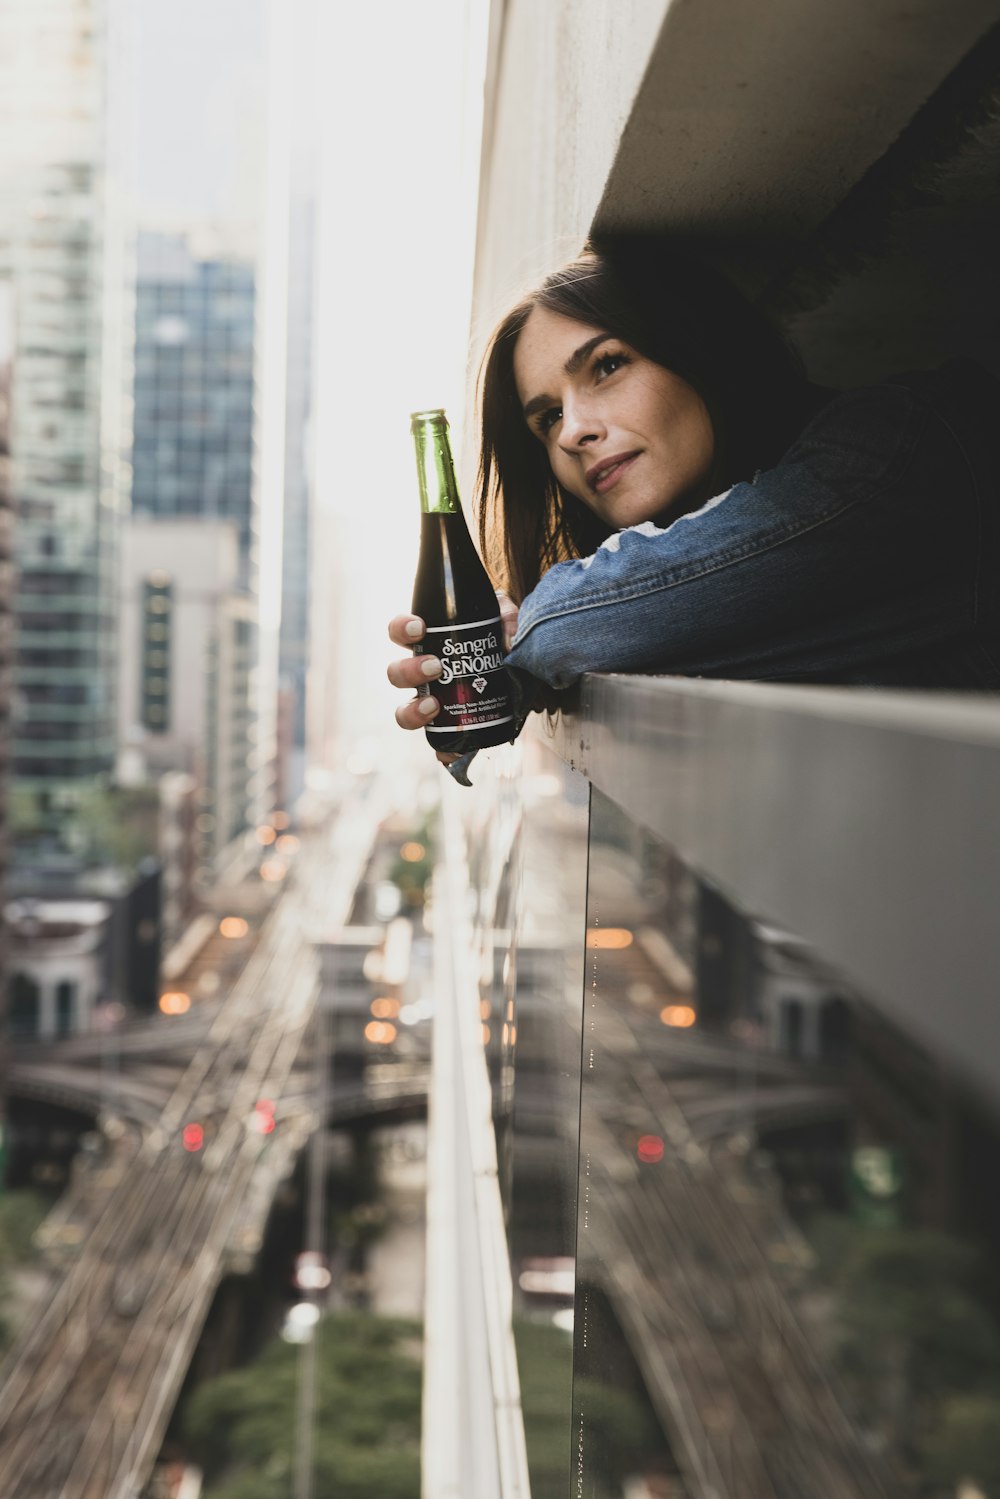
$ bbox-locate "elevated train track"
[0,789,396,1499]
[577,969,894,1499]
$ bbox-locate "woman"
[388,237,1000,753]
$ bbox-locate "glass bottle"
[410,408,515,753]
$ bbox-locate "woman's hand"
[496,591,519,650]
[386,614,446,735]
[386,593,519,766]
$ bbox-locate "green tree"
[10,782,160,868]
[0,1192,51,1352]
[71,784,160,869]
[179,1312,422,1499]
[386,812,437,911]
[515,1318,664,1499]
[917,1391,1000,1495]
[9,786,44,838]
[806,1212,1000,1489]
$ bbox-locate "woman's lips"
[587,451,640,494]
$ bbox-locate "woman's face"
[513,304,716,530]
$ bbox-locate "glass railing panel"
[575,785,1000,1499]
[473,733,591,1496]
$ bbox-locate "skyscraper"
[0,276,14,1089]
[277,158,316,809]
[127,229,265,855]
[131,231,257,586]
[0,0,132,843]
[118,516,256,873]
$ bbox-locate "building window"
[56,980,77,1035]
[9,974,41,1037]
[141,573,173,733]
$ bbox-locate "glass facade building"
[131,232,257,588]
[128,233,261,861]
[277,172,316,808]
[0,0,131,823]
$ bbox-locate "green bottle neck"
[411,412,460,515]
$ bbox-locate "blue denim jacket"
[505,360,1000,694]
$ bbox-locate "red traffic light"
[636,1134,665,1164]
[250,1099,277,1135]
[182,1122,205,1153]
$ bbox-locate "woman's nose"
[558,394,605,451]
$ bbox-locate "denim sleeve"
[505,381,982,688]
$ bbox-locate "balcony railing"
[426,672,1000,1499]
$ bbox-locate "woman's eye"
[538,406,562,435]
[595,351,627,379]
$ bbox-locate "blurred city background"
[2,3,1000,1498]
[0,1,483,1494]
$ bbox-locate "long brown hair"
[476,237,809,602]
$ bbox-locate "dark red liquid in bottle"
[411,410,515,754]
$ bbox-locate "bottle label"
[419,614,514,735]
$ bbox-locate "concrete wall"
[471,0,669,340]
[471,0,1000,379]
[6,900,110,1038]
[119,517,256,866]
[119,518,242,774]
[592,0,999,248]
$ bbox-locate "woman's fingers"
[386,611,443,697]
[388,614,425,648]
[392,602,518,653]
[388,606,503,766]
[391,689,462,762]
[386,652,442,691]
[387,613,443,733]
[394,693,441,731]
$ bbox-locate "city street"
[0,797,385,1499]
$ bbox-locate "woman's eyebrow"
[522,332,614,421]
[565,331,613,376]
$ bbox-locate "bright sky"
[314,2,488,750]
[132,0,489,766]
[133,0,267,233]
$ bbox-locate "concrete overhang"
[594,0,999,248]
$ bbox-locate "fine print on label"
[421,614,513,733]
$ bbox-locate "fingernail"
[418,697,438,716]
[420,657,442,678]
[405,619,424,639]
